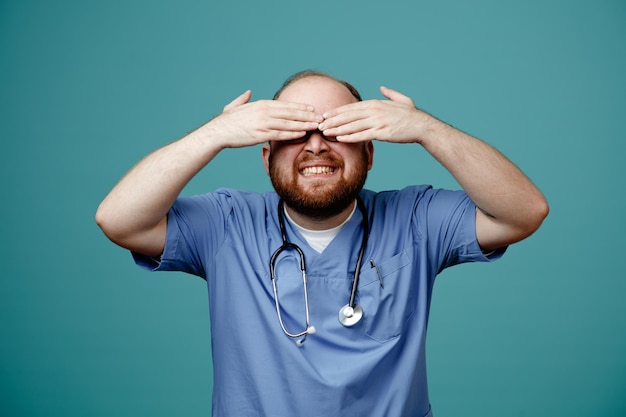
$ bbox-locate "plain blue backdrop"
[1,0,625,415]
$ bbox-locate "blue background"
[1,0,625,415]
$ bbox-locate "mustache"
[297,154,342,166]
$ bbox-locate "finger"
[266,104,323,123]
[269,130,310,141]
[321,118,374,138]
[265,118,320,132]
[321,101,366,120]
[335,128,377,143]
[320,114,371,135]
[322,98,397,130]
[268,100,316,112]
[380,86,414,106]
[223,90,252,111]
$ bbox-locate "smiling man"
[264,73,372,227]
[96,70,548,416]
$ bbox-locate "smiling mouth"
[301,166,336,176]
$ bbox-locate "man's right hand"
[208,90,323,149]
[95,90,322,257]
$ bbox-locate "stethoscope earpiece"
[295,326,317,347]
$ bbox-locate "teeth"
[302,166,334,176]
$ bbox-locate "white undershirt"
[284,202,357,253]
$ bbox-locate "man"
[96,70,548,416]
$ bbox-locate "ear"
[262,143,271,175]
[366,141,374,170]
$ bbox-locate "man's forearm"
[419,117,549,243]
[95,123,222,248]
[95,90,321,254]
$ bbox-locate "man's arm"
[95,90,322,257]
[319,87,549,251]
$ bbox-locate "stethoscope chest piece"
[338,304,363,327]
[272,197,370,342]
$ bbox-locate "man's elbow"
[95,204,126,245]
[94,201,140,248]
[520,196,550,238]
[532,195,550,227]
[95,205,166,257]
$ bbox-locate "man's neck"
[284,200,357,231]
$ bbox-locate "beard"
[269,147,369,219]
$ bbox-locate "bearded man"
[96,70,548,417]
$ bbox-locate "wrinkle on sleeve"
[132,190,233,278]
[416,188,506,274]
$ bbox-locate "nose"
[304,130,331,154]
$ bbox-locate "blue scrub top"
[134,185,503,417]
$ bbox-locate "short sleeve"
[132,191,233,278]
[416,188,506,273]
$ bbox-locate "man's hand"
[319,84,548,251]
[318,86,428,144]
[209,90,323,149]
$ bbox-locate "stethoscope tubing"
[270,197,370,343]
[348,197,369,309]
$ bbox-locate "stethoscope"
[269,197,370,346]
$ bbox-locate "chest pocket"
[358,250,414,343]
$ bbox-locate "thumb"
[223,90,252,111]
[380,86,414,106]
